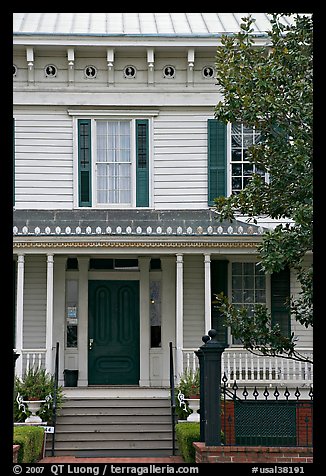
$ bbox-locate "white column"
[77,257,89,386]
[175,254,184,381]
[161,256,176,386]
[15,254,25,378]
[53,256,67,386]
[204,254,212,334]
[139,256,151,386]
[45,254,54,373]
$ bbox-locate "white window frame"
[69,110,159,209]
[92,118,136,208]
[227,122,269,197]
[227,257,271,347]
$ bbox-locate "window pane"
[232,262,242,275]
[232,163,242,176]
[243,263,254,275]
[231,149,242,162]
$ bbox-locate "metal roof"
[13,13,294,37]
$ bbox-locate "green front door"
[88,280,140,385]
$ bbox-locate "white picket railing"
[14,349,47,378]
[183,347,313,387]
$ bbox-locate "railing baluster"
[263,357,266,381]
[239,353,242,381]
[245,353,248,381]
[250,353,254,381]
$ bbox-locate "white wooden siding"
[153,108,212,209]
[23,255,47,348]
[183,255,205,348]
[14,108,73,209]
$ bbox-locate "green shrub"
[13,426,45,463]
[175,422,200,463]
[14,367,65,423]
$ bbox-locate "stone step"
[48,394,176,457]
[56,414,171,424]
[62,398,170,408]
[55,422,172,431]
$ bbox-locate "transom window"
[96,121,132,205]
[230,123,266,194]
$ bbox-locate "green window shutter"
[207,119,227,205]
[211,260,228,345]
[78,119,92,207]
[271,267,291,338]
[136,119,149,207]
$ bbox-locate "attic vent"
[124,65,137,79]
[84,65,97,79]
[163,65,175,79]
[202,66,214,79]
[45,64,57,77]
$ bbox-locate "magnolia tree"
[213,13,313,363]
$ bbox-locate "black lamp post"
[197,328,228,446]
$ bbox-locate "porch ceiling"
[13,209,265,240]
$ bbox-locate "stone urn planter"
[185,398,200,422]
[22,399,46,423]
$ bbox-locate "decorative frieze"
[13,241,259,249]
[12,223,264,237]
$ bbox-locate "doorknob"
[89,338,94,350]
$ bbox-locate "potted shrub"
[174,368,200,420]
[14,367,64,424]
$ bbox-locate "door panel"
[88,280,140,385]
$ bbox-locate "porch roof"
[13,209,265,239]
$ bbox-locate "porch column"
[45,254,54,373]
[204,254,212,334]
[53,256,67,386]
[139,256,151,386]
[15,254,25,378]
[161,256,176,386]
[175,254,184,381]
[77,257,89,386]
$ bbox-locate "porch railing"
[183,347,313,387]
[14,348,47,377]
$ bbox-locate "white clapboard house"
[13,13,312,456]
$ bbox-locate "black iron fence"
[221,373,313,447]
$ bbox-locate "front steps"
[47,388,177,457]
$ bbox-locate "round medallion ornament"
[55,226,61,234]
[84,65,97,79]
[45,227,51,234]
[45,64,57,77]
[65,227,71,234]
[124,65,137,79]
[202,66,214,79]
[163,65,175,78]
[75,226,81,234]
[217,226,223,234]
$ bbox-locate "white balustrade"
[182,348,313,386]
[15,349,47,377]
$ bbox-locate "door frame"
[88,279,140,385]
[84,263,150,386]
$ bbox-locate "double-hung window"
[96,121,132,205]
[75,114,151,208]
[207,120,268,203]
[229,123,266,195]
